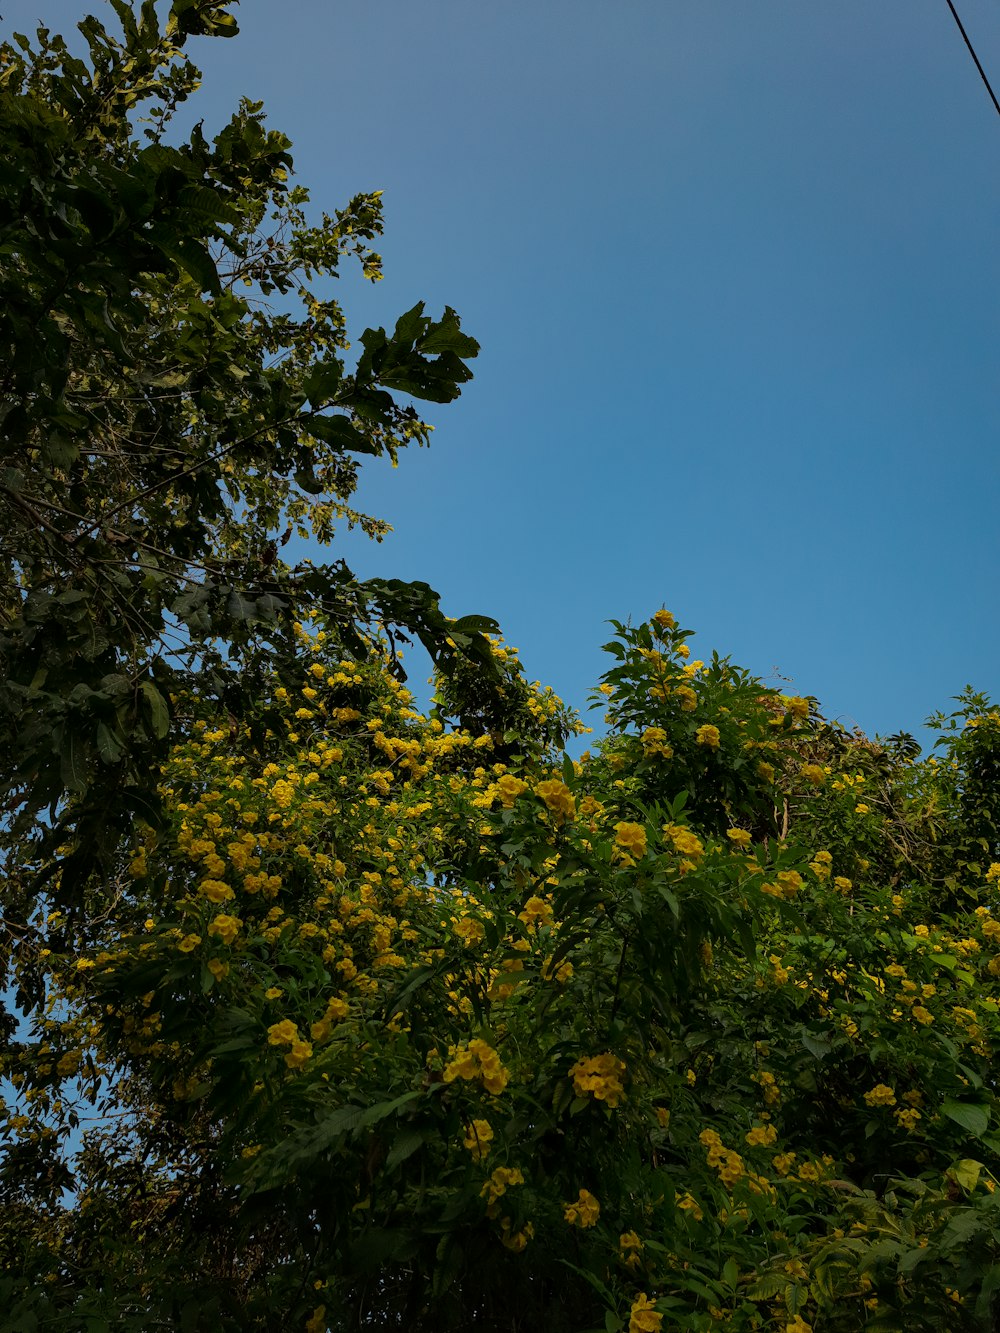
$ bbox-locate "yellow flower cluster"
[267,1019,313,1069]
[674,685,697,712]
[569,1052,626,1107]
[699,1128,744,1190]
[614,821,647,859]
[481,1165,524,1207]
[497,774,529,808]
[207,914,242,945]
[453,916,486,947]
[518,896,554,930]
[894,1106,921,1132]
[629,1292,663,1332]
[662,823,704,861]
[863,1084,896,1107]
[619,1229,644,1269]
[443,1039,510,1095]
[563,1188,600,1228]
[809,849,832,880]
[535,778,576,821]
[462,1118,493,1161]
[309,996,349,1043]
[499,1217,534,1252]
[640,727,672,759]
[761,870,804,900]
[745,1123,778,1147]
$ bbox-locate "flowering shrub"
[5,612,1000,1331]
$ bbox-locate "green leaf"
[951,1158,983,1192]
[59,728,88,793]
[139,681,170,738]
[418,306,479,358]
[941,1100,991,1138]
[307,413,378,454]
[95,722,124,764]
[385,1128,424,1172]
[800,1030,832,1061]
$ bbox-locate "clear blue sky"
[9,0,1000,744]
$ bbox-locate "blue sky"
[9,0,1000,744]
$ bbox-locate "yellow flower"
[199,878,234,903]
[652,609,675,630]
[570,1053,626,1107]
[629,1293,663,1332]
[640,727,673,759]
[463,1118,494,1161]
[519,895,554,930]
[443,1039,509,1095]
[496,773,529,807]
[855,802,870,815]
[285,1037,313,1069]
[695,724,720,749]
[480,1166,524,1206]
[776,870,803,898]
[801,763,826,787]
[726,828,751,848]
[745,1124,777,1147]
[619,1230,644,1267]
[207,913,242,946]
[674,685,697,712]
[177,934,201,953]
[454,916,486,946]
[304,1307,326,1333]
[499,1218,534,1252]
[895,1107,922,1132]
[863,1084,896,1107]
[535,778,576,821]
[207,958,229,981]
[912,1005,934,1025]
[563,1188,600,1228]
[757,761,775,783]
[614,821,647,858]
[786,696,810,720]
[662,823,704,860]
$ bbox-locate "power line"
[944,0,1000,120]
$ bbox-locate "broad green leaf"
[139,681,170,738]
[941,1101,991,1138]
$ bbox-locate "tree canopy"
[4,6,1000,1333]
[0,0,493,919]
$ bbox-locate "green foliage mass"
[3,7,1000,1333]
[0,0,493,921]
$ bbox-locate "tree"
[6,6,1000,1331]
[0,0,494,943]
[5,604,1000,1331]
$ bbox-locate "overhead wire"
[944,0,1000,120]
